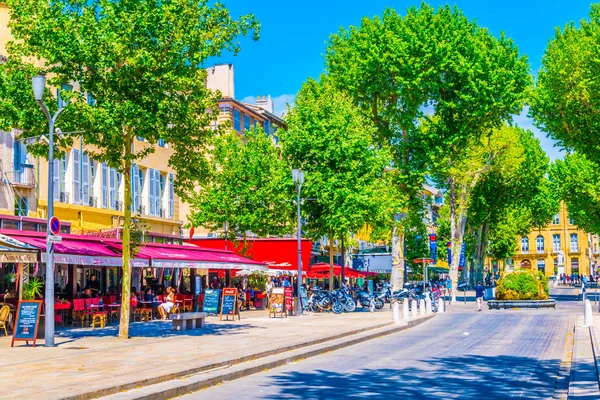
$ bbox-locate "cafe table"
[54,302,71,326]
[105,303,120,322]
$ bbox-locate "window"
[101,163,108,208]
[244,114,250,131]
[553,234,561,252]
[264,120,270,136]
[14,197,28,217]
[73,149,80,204]
[537,259,545,274]
[137,136,144,142]
[148,169,161,216]
[233,109,241,131]
[521,237,529,253]
[158,138,165,147]
[169,173,175,218]
[253,119,258,130]
[552,213,560,225]
[570,233,579,252]
[87,93,97,106]
[569,214,576,225]
[82,153,90,205]
[57,83,72,108]
[536,235,544,252]
[572,258,580,275]
[109,168,119,210]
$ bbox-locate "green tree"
[0,55,51,133]
[466,127,557,282]
[188,127,293,254]
[7,0,258,338]
[326,4,531,295]
[280,77,385,289]
[531,4,600,165]
[550,153,600,234]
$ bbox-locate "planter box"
[487,299,556,310]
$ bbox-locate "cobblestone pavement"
[184,302,576,400]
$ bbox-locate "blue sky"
[214,0,596,160]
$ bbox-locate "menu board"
[11,300,42,347]
[299,287,309,313]
[269,288,286,318]
[284,287,293,311]
[220,288,239,321]
[202,289,221,314]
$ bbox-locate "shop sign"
[11,300,42,347]
[202,289,221,314]
[220,288,240,321]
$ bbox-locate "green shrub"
[496,269,549,300]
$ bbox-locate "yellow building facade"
[509,202,593,278]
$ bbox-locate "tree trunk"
[391,217,405,292]
[448,178,460,298]
[118,136,133,339]
[329,235,334,290]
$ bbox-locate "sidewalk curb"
[61,316,434,400]
[99,315,435,400]
[588,325,600,391]
[553,320,574,400]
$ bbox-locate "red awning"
[107,242,266,270]
[187,238,312,271]
[308,263,374,278]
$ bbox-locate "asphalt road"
[181,299,577,400]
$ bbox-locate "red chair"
[183,294,193,312]
[109,295,117,304]
[72,299,91,327]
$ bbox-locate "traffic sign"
[49,216,60,235]
[48,235,62,243]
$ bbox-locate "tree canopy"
[188,127,293,251]
[531,3,600,165]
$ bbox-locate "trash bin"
[485,287,495,300]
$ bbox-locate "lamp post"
[292,168,305,315]
[33,75,66,347]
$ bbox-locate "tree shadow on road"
[55,320,265,340]
[264,355,560,400]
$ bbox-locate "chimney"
[256,94,274,114]
[205,63,235,98]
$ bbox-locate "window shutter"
[73,149,80,204]
[109,168,116,209]
[155,171,161,216]
[169,173,174,218]
[82,154,90,205]
[53,159,60,201]
[102,163,108,208]
[149,169,156,216]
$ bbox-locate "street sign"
[47,235,62,243]
[49,216,60,235]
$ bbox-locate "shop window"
[572,258,580,275]
[1,219,19,230]
[22,222,37,231]
[537,259,545,274]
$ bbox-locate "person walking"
[475,281,485,312]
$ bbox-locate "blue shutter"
[53,159,60,201]
[101,163,108,208]
[73,149,80,204]
[82,154,90,205]
[169,173,174,218]
[149,168,156,216]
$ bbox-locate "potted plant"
[23,277,43,300]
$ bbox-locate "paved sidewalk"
[0,308,432,400]
[570,323,600,399]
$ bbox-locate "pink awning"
[0,229,127,267]
[107,242,266,270]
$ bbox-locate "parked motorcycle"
[355,290,384,310]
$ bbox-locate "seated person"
[79,288,92,299]
[157,287,175,320]
[143,287,154,302]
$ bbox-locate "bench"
[487,299,556,310]
[169,312,208,331]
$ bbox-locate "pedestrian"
[475,281,485,312]
[265,276,274,306]
[447,278,453,303]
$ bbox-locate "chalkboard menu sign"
[202,289,221,314]
[220,288,239,321]
[284,287,293,312]
[11,300,42,347]
[269,288,286,318]
[299,287,309,314]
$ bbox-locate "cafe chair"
[183,295,193,313]
[72,299,92,327]
[0,305,10,336]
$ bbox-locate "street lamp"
[33,75,67,347]
[292,168,305,315]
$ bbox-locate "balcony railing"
[88,196,98,208]
[59,191,70,203]
[4,166,35,188]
